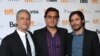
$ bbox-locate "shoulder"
[85,29,99,41]
[85,29,97,35]
[57,27,68,32]
[3,32,16,41]
[27,30,32,35]
[34,27,46,33]
[1,31,16,45]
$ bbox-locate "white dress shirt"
[17,29,35,56]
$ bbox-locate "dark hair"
[44,7,59,18]
[69,11,85,27]
[16,9,31,19]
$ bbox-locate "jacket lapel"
[57,28,65,55]
[69,29,90,56]
[83,29,90,56]
[41,28,48,56]
[13,30,27,56]
[68,33,73,56]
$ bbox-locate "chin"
[49,26,56,28]
[22,27,28,30]
[74,27,81,31]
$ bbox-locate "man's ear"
[16,18,18,25]
[44,18,47,21]
[58,18,59,21]
[82,20,85,23]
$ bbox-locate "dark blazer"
[33,27,68,56]
[0,30,35,56]
[67,29,100,56]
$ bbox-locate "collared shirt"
[72,32,84,56]
[17,29,35,56]
[46,30,62,56]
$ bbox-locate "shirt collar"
[72,32,83,36]
[17,29,26,37]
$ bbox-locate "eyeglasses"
[46,16,58,19]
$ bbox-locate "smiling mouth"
[72,25,78,27]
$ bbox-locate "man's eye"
[70,20,73,22]
[47,16,52,18]
[19,17,24,20]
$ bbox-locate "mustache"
[72,24,79,27]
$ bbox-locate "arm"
[92,32,100,56]
[0,38,12,56]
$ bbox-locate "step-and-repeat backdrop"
[0,0,100,44]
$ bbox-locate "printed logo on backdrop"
[64,8,91,14]
[24,0,42,3]
[61,19,90,25]
[80,0,88,3]
[4,9,39,15]
[61,0,67,3]
[25,0,32,2]
[64,9,74,13]
[47,0,57,2]
[8,0,19,2]
[78,8,91,14]
[92,0,100,4]
[95,9,100,13]
[62,19,69,25]
[30,10,39,14]
[61,0,76,3]
[92,18,100,25]
[85,20,90,23]
[4,9,14,15]
[9,21,16,27]
[9,20,35,28]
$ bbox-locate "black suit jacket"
[67,29,100,56]
[33,27,68,56]
[0,30,35,56]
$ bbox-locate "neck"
[47,26,57,32]
[74,27,84,35]
[47,26,57,37]
[17,28,27,33]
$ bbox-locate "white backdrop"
[0,0,100,44]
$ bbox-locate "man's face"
[16,12,30,31]
[45,11,58,28]
[70,14,84,31]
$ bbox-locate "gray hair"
[16,9,31,20]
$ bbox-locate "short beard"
[74,26,82,31]
[48,25,57,29]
